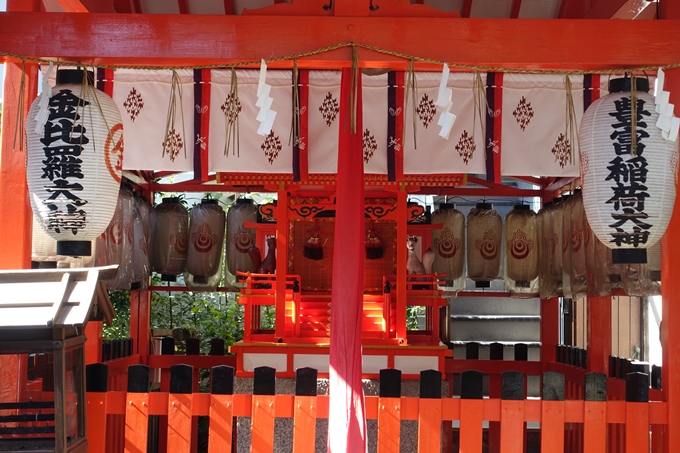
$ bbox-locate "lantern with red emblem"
[467,203,502,286]
[226,198,258,278]
[431,203,466,292]
[151,197,189,281]
[504,205,539,298]
[185,199,226,290]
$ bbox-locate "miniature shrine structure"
[0,266,116,453]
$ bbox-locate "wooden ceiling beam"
[1,13,679,70]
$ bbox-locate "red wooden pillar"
[587,296,611,375]
[541,297,560,368]
[659,5,680,453]
[0,64,38,269]
[130,290,151,364]
[0,0,41,410]
[396,186,407,342]
[85,321,103,364]
[661,72,680,453]
[275,186,289,340]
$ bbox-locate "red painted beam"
[1,14,680,70]
[49,0,89,12]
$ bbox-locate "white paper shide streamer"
[256,59,277,136]
[435,64,456,139]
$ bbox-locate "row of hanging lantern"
[539,191,661,300]
[429,194,661,299]
[430,202,540,299]
[93,194,254,291]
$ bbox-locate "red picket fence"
[85,364,667,453]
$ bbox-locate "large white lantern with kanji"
[580,77,677,264]
[26,69,124,256]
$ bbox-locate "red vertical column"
[658,3,680,451]
[587,296,611,374]
[130,290,151,364]
[541,297,560,368]
[275,186,289,341]
[85,322,103,364]
[661,70,680,453]
[0,0,41,411]
[0,63,38,269]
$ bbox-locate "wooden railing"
[86,362,667,453]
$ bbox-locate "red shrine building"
[1,1,680,452]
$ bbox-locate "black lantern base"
[193,275,208,284]
[57,240,91,257]
[475,280,491,288]
[612,248,647,264]
[160,274,178,282]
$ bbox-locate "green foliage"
[150,287,244,353]
[406,305,426,331]
[102,290,130,340]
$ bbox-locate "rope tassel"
[404,59,418,149]
[564,75,579,165]
[13,60,26,151]
[162,70,187,161]
[224,68,240,157]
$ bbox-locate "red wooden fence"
[85,364,667,453]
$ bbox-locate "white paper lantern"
[26,69,124,256]
[580,77,677,264]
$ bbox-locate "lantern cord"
[472,70,489,159]
[564,75,580,166]
[12,60,26,151]
[86,66,117,158]
[163,70,187,161]
[630,72,638,157]
[224,68,240,158]
[403,59,418,149]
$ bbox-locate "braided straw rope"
[2,41,679,74]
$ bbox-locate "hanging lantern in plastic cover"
[431,203,465,292]
[26,69,124,257]
[467,203,502,286]
[538,201,558,299]
[504,205,539,298]
[185,199,226,291]
[549,197,566,296]
[585,219,623,296]
[131,196,153,290]
[151,197,189,281]
[561,194,574,299]
[622,241,661,297]
[580,77,677,265]
[97,186,135,290]
[226,198,258,278]
[568,190,588,299]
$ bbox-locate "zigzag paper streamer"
[256,59,277,136]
